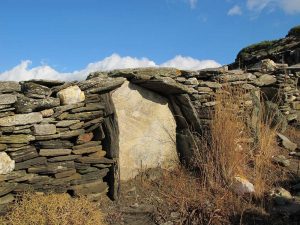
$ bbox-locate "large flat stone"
[9,146,38,162]
[71,180,108,196]
[15,157,47,170]
[35,140,73,149]
[14,96,60,113]
[112,81,178,180]
[0,112,43,126]
[72,146,102,155]
[0,183,17,197]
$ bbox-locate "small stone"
[33,124,56,136]
[56,120,80,127]
[57,85,85,105]
[35,140,73,149]
[0,135,35,144]
[232,176,255,195]
[0,94,17,105]
[47,155,80,162]
[277,133,297,151]
[72,146,102,155]
[72,141,101,150]
[0,183,17,197]
[270,187,293,205]
[272,155,290,167]
[0,152,15,175]
[39,149,72,157]
[0,144,6,151]
[59,129,85,139]
[40,109,54,117]
[0,112,43,126]
[15,157,47,170]
[54,169,76,179]
[0,194,14,205]
[71,181,108,196]
[76,132,94,144]
[184,78,199,85]
[253,74,277,86]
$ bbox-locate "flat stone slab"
[0,135,35,144]
[0,112,43,127]
[56,120,80,127]
[39,149,72,157]
[0,94,17,105]
[33,124,56,136]
[0,81,21,93]
[0,183,17,197]
[72,146,102,155]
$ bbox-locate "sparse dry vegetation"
[0,193,106,225]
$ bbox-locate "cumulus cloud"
[228,5,243,15]
[0,54,221,81]
[160,55,221,70]
[246,0,300,14]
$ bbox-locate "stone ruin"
[0,26,300,214]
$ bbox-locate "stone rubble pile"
[0,79,117,213]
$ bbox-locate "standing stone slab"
[0,113,43,127]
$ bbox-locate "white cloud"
[160,55,221,70]
[228,5,243,15]
[0,54,221,81]
[246,0,300,14]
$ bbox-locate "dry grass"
[147,86,286,225]
[0,193,106,225]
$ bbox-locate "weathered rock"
[33,124,56,136]
[0,94,17,105]
[0,112,43,126]
[0,152,15,175]
[9,146,38,162]
[39,149,72,157]
[75,156,114,164]
[22,82,52,97]
[277,133,297,151]
[0,144,6,151]
[71,103,105,113]
[15,157,47,170]
[57,85,85,105]
[54,169,76,179]
[0,194,14,205]
[15,96,60,113]
[270,187,293,205]
[112,81,178,180]
[47,155,80,162]
[69,122,84,130]
[80,76,125,93]
[64,111,103,120]
[40,109,54,117]
[71,181,108,196]
[232,176,255,195]
[0,81,21,93]
[34,134,60,141]
[272,155,290,167]
[59,129,85,139]
[24,79,65,87]
[35,140,73,149]
[73,141,101,150]
[56,120,80,127]
[76,132,94,144]
[0,183,17,197]
[0,135,35,144]
[253,74,277,86]
[72,146,102,155]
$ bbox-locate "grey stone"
[56,120,80,127]
[0,81,21,93]
[253,74,277,86]
[71,180,108,196]
[0,112,43,126]
[0,94,17,105]
[59,129,85,139]
[0,135,35,144]
[39,149,72,157]
[64,111,103,120]
[80,76,125,93]
[73,141,101,150]
[75,156,114,164]
[34,134,60,141]
[47,155,80,162]
[9,146,38,162]
[0,194,14,205]
[71,103,105,113]
[0,144,6,151]
[0,183,17,197]
[33,124,56,136]
[277,133,297,151]
[22,82,52,97]
[54,169,76,179]
[272,155,290,167]
[69,122,84,130]
[72,146,103,155]
[15,96,60,113]
[15,157,47,170]
[35,140,73,149]
[0,152,15,174]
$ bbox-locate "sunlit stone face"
[112,81,178,180]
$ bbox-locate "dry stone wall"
[0,58,299,214]
[0,79,120,214]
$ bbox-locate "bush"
[0,193,106,225]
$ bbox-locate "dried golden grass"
[0,193,106,225]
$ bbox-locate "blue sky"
[0,0,299,81]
